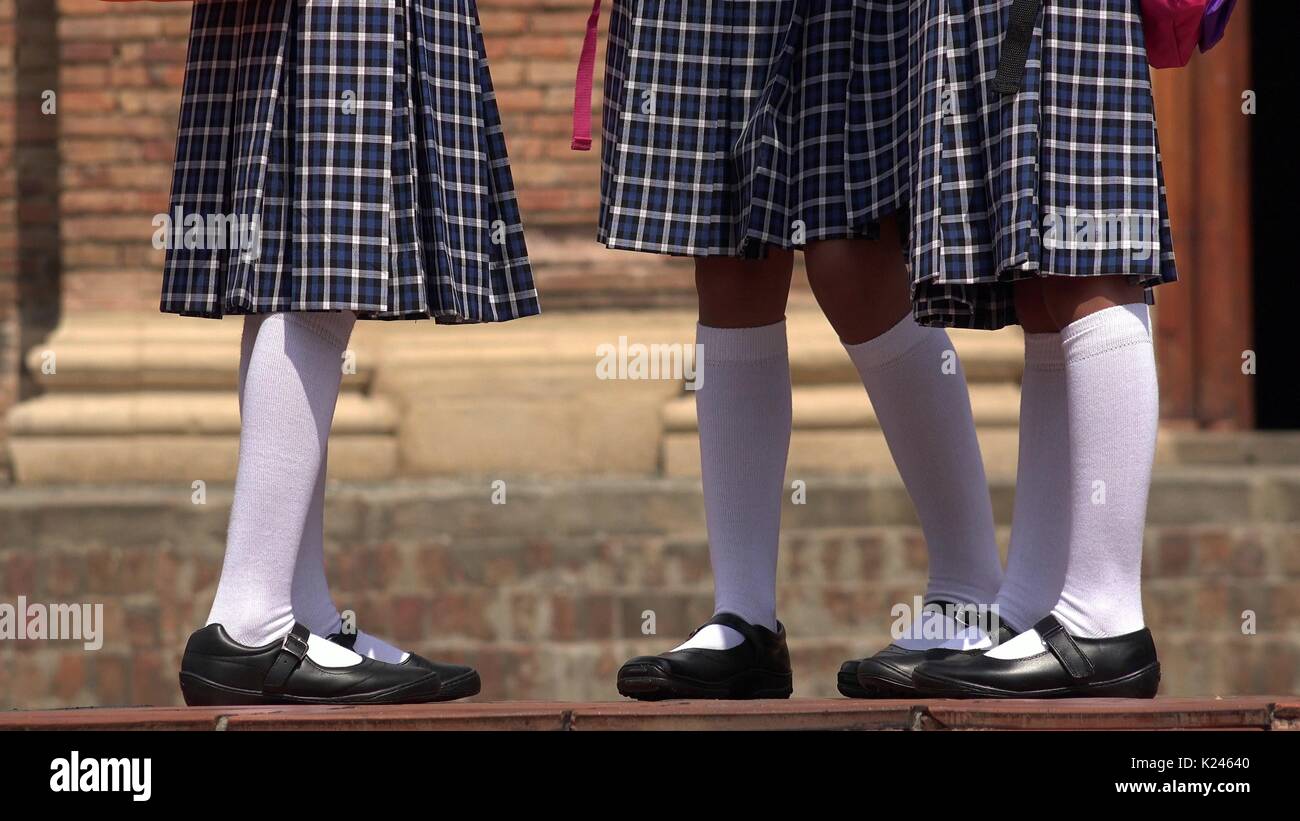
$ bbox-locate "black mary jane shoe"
[179,622,444,706]
[616,612,793,701]
[839,600,1016,699]
[843,622,1020,699]
[328,628,481,702]
[911,614,1161,699]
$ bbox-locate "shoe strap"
[701,612,769,661]
[1033,615,1095,680]
[327,630,358,651]
[264,622,311,693]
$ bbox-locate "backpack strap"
[571,0,603,151]
[992,0,1043,95]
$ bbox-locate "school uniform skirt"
[908,0,1179,330]
[161,0,539,323]
[599,0,911,259]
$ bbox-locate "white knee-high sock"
[844,316,1003,613]
[691,321,791,641]
[989,304,1158,659]
[1053,304,1157,637]
[207,311,362,668]
[993,333,1072,634]
[236,314,407,663]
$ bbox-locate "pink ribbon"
[571,0,602,151]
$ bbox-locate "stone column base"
[5,309,1031,483]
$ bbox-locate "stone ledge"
[663,383,1022,433]
[7,391,396,436]
[7,434,398,484]
[5,308,1026,483]
[6,392,399,483]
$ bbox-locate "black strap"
[264,622,311,693]
[699,612,774,662]
[1033,615,1095,680]
[327,630,358,651]
[992,0,1043,95]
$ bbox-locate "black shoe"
[328,629,481,702]
[179,622,444,706]
[616,613,793,701]
[840,601,1017,699]
[911,614,1161,699]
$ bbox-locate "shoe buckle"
[282,630,309,661]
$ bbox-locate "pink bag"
[1140,0,1235,69]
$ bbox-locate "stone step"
[23,308,1023,391]
[664,382,1023,476]
[1158,430,1300,466]
[3,469,1298,545]
[664,383,1023,433]
[7,308,1025,482]
[5,392,398,483]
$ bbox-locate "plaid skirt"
[908,0,1179,330]
[599,0,911,258]
[161,0,539,323]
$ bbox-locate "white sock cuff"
[842,314,935,370]
[1023,332,1066,370]
[697,320,788,364]
[1060,304,1151,362]
[284,311,356,351]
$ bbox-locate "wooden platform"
[2,698,1296,731]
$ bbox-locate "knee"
[1039,276,1146,328]
[1013,281,1059,334]
[696,254,792,328]
[804,237,905,289]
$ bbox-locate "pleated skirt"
[598,0,911,259]
[907,0,1178,330]
[161,0,539,323]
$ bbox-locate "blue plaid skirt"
[599,0,911,258]
[161,0,539,323]
[907,0,1178,330]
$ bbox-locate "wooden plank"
[566,699,916,731]
[924,697,1278,731]
[0,698,1293,731]
[220,702,571,732]
[1151,68,1199,425]
[1272,700,1300,731]
[0,706,277,731]
[1191,3,1255,429]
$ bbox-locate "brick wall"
[0,0,16,477]
[57,0,188,316]
[0,0,61,479]
[1,475,1297,707]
